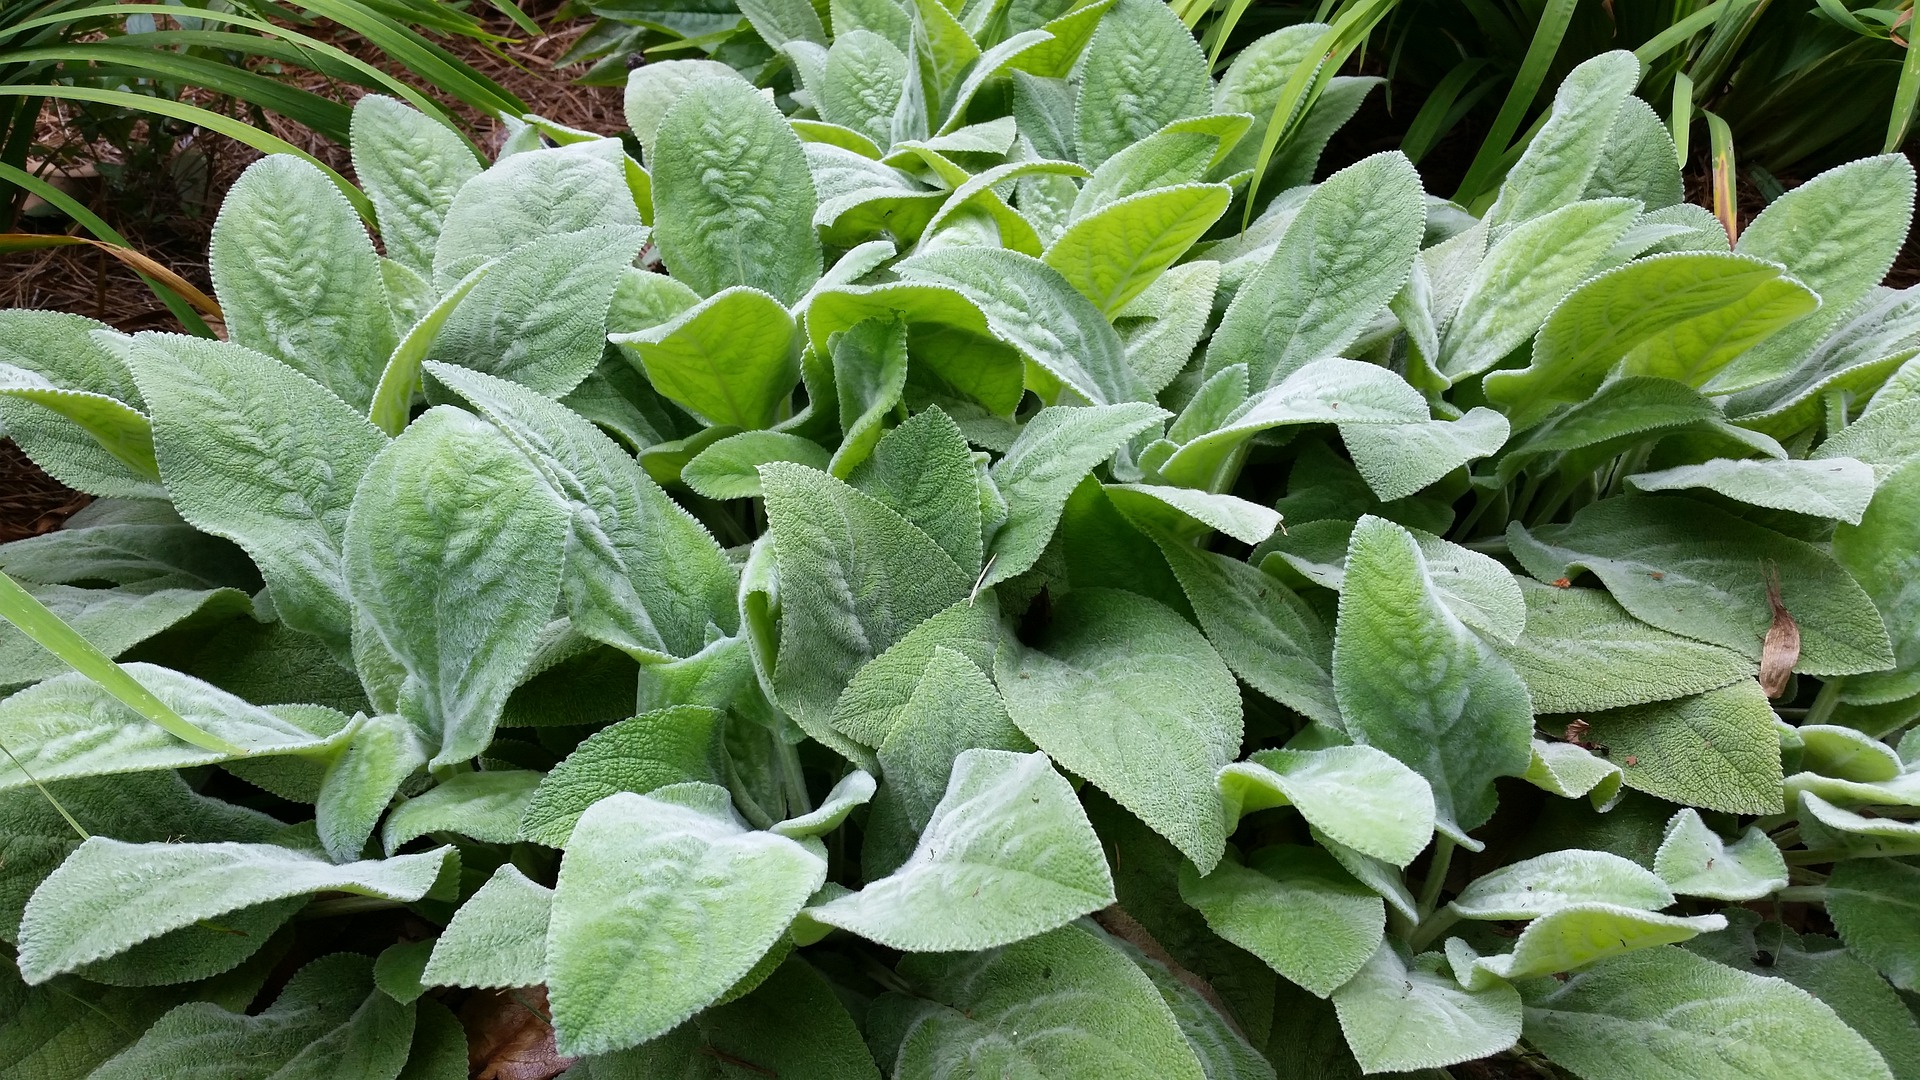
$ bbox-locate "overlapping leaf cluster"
[2,2,1920,1077]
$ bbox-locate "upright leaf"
[427,364,736,662]
[984,402,1168,584]
[427,224,649,399]
[1718,154,1917,392]
[1332,516,1533,842]
[1833,458,1920,704]
[1204,152,1426,390]
[432,146,641,289]
[209,155,395,412]
[761,462,971,753]
[1074,0,1209,168]
[652,77,822,304]
[350,95,481,280]
[343,407,570,764]
[1483,51,1638,231]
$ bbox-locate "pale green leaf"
[1682,910,1920,1080]
[847,406,983,577]
[1509,495,1894,675]
[771,769,875,839]
[1468,905,1727,984]
[546,789,826,1056]
[382,769,540,853]
[819,31,907,148]
[1180,846,1385,998]
[350,95,480,280]
[997,588,1241,872]
[610,286,799,429]
[622,60,744,155]
[884,921,1208,1080]
[1439,198,1639,381]
[1834,458,1920,705]
[1073,0,1208,168]
[0,664,352,791]
[1332,516,1534,842]
[122,334,386,657]
[1044,184,1231,317]
[1105,484,1280,546]
[314,713,428,862]
[1579,682,1786,814]
[684,431,831,499]
[0,582,251,692]
[1494,581,1753,713]
[425,364,737,663]
[1483,254,1819,429]
[519,706,726,847]
[1827,859,1920,992]
[1204,153,1426,391]
[1628,456,1877,524]
[1717,155,1917,394]
[17,837,450,983]
[210,155,396,412]
[1450,850,1674,920]
[428,224,648,399]
[343,407,570,764]
[1653,809,1787,901]
[1150,542,1338,726]
[432,147,640,289]
[1263,517,1525,644]
[0,311,163,499]
[0,771,279,943]
[1218,747,1434,867]
[653,77,821,304]
[421,863,551,990]
[809,749,1112,949]
[1330,942,1522,1073]
[1523,739,1625,810]
[1484,51,1639,231]
[1521,946,1896,1080]
[762,461,971,756]
[984,402,1168,584]
[830,597,1003,749]
[898,246,1145,404]
[89,953,415,1080]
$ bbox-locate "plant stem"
[1806,677,1847,727]
[1773,885,1827,903]
[775,735,813,818]
[1408,906,1462,953]
[300,895,405,919]
[1416,836,1457,919]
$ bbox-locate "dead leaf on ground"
[461,985,576,1080]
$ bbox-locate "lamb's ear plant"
[1,3,1919,1075]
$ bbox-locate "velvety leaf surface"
[809,749,1113,949]
[1333,517,1534,842]
[545,789,825,1056]
[1521,947,1895,1080]
[998,588,1242,872]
